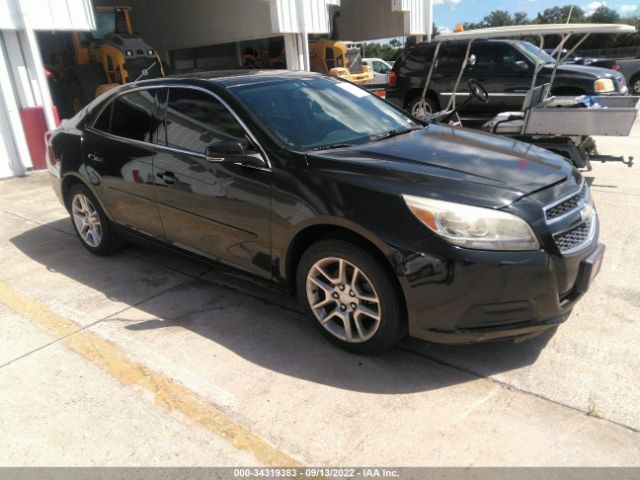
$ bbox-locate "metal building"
[0,0,433,178]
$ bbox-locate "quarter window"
[164,88,245,154]
[93,103,112,132]
[110,90,158,142]
[93,89,160,143]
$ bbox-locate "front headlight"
[402,195,539,251]
[594,78,615,93]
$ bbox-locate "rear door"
[152,87,272,278]
[82,88,165,238]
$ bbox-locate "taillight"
[612,65,621,71]
[388,70,396,87]
[45,131,59,172]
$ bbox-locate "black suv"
[386,39,628,118]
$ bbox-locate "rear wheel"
[296,240,404,354]
[68,183,124,256]
[407,95,437,120]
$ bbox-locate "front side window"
[92,89,160,143]
[231,76,420,151]
[516,41,555,66]
[164,88,245,154]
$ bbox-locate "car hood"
[306,124,573,208]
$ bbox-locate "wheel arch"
[60,173,114,221]
[283,221,407,325]
[404,87,439,111]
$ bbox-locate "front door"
[465,42,532,116]
[153,87,272,278]
[82,88,164,238]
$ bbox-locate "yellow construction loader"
[63,6,164,115]
[309,39,373,84]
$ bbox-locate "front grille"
[545,183,586,222]
[554,218,592,253]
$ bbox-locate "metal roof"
[434,23,637,42]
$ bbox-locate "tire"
[67,183,124,256]
[407,94,437,120]
[296,239,405,354]
[630,74,640,95]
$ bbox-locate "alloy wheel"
[305,257,381,343]
[633,79,640,95]
[72,193,102,247]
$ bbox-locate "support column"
[284,33,303,70]
[0,33,30,176]
[296,0,310,71]
[21,21,58,131]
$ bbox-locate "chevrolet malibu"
[47,70,604,354]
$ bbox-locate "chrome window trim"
[87,83,272,170]
[544,177,586,224]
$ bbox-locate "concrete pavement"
[0,127,639,467]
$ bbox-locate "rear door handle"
[87,153,104,163]
[156,171,176,185]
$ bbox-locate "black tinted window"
[401,44,434,72]
[93,103,112,132]
[471,43,525,71]
[440,43,467,70]
[164,88,245,153]
[110,90,159,142]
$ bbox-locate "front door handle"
[87,153,104,163]
[156,171,176,185]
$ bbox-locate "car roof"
[164,69,322,87]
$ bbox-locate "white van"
[362,58,393,84]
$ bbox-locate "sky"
[434,0,640,33]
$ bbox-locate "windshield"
[516,41,556,65]
[231,76,420,151]
[79,12,115,47]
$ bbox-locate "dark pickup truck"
[386,39,629,119]
[617,58,640,94]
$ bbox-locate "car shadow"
[9,219,554,394]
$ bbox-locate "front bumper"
[392,235,604,344]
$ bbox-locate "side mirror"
[204,139,264,167]
[513,61,529,72]
[205,140,245,162]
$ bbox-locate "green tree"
[482,10,514,27]
[588,5,620,23]
[513,12,530,25]
[536,5,585,23]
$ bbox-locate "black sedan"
[47,70,604,353]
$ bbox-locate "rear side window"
[471,43,524,71]
[164,88,245,154]
[93,89,161,143]
[400,44,434,72]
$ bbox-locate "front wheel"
[296,240,405,354]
